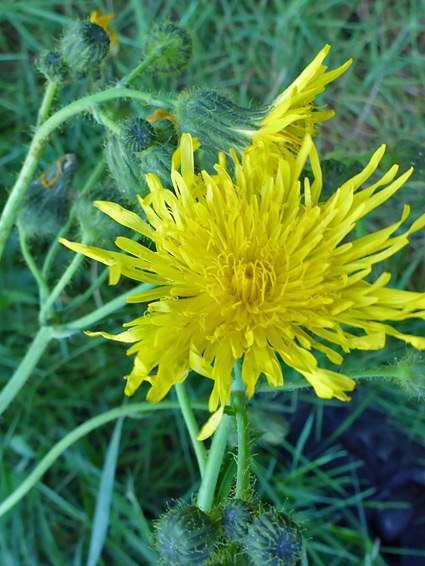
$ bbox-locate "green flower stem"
[0,400,207,518]
[0,325,54,417]
[64,267,109,312]
[36,80,58,129]
[54,282,154,336]
[175,383,207,478]
[89,105,121,135]
[120,50,162,86]
[41,160,105,279]
[39,242,88,325]
[0,87,176,261]
[232,362,250,498]
[196,413,232,513]
[18,226,49,304]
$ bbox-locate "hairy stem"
[36,80,58,129]
[18,226,49,304]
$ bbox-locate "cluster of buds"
[37,17,112,82]
[155,499,303,566]
[105,116,178,206]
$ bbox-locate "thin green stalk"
[0,87,176,261]
[18,226,49,304]
[89,105,121,135]
[36,80,58,129]
[0,325,54,417]
[64,267,109,312]
[232,363,250,498]
[175,383,207,478]
[54,282,154,336]
[0,400,207,518]
[120,50,162,85]
[41,160,105,279]
[196,413,232,513]
[39,244,87,324]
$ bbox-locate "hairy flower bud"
[144,22,192,74]
[121,117,157,152]
[60,20,110,77]
[18,154,76,239]
[222,499,256,544]
[152,118,179,147]
[155,505,217,566]
[244,510,303,566]
[139,144,174,189]
[36,51,67,82]
[76,183,132,246]
[175,89,267,157]
[105,135,146,203]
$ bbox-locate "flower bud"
[152,118,179,147]
[17,154,76,240]
[155,505,217,566]
[175,89,267,157]
[143,22,192,74]
[60,20,110,77]
[139,144,174,189]
[104,135,147,203]
[121,118,157,152]
[222,499,256,544]
[36,51,67,82]
[244,510,303,566]
[76,182,133,246]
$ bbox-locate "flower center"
[230,259,276,303]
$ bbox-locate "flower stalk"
[196,413,232,512]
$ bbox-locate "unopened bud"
[245,510,303,566]
[60,20,110,78]
[222,499,256,544]
[36,51,67,82]
[121,118,157,152]
[18,155,76,239]
[139,144,174,190]
[155,504,217,566]
[76,183,132,246]
[104,135,146,203]
[144,22,192,74]
[152,118,179,147]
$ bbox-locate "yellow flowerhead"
[61,134,425,438]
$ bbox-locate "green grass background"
[1,1,425,565]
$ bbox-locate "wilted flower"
[175,45,351,159]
